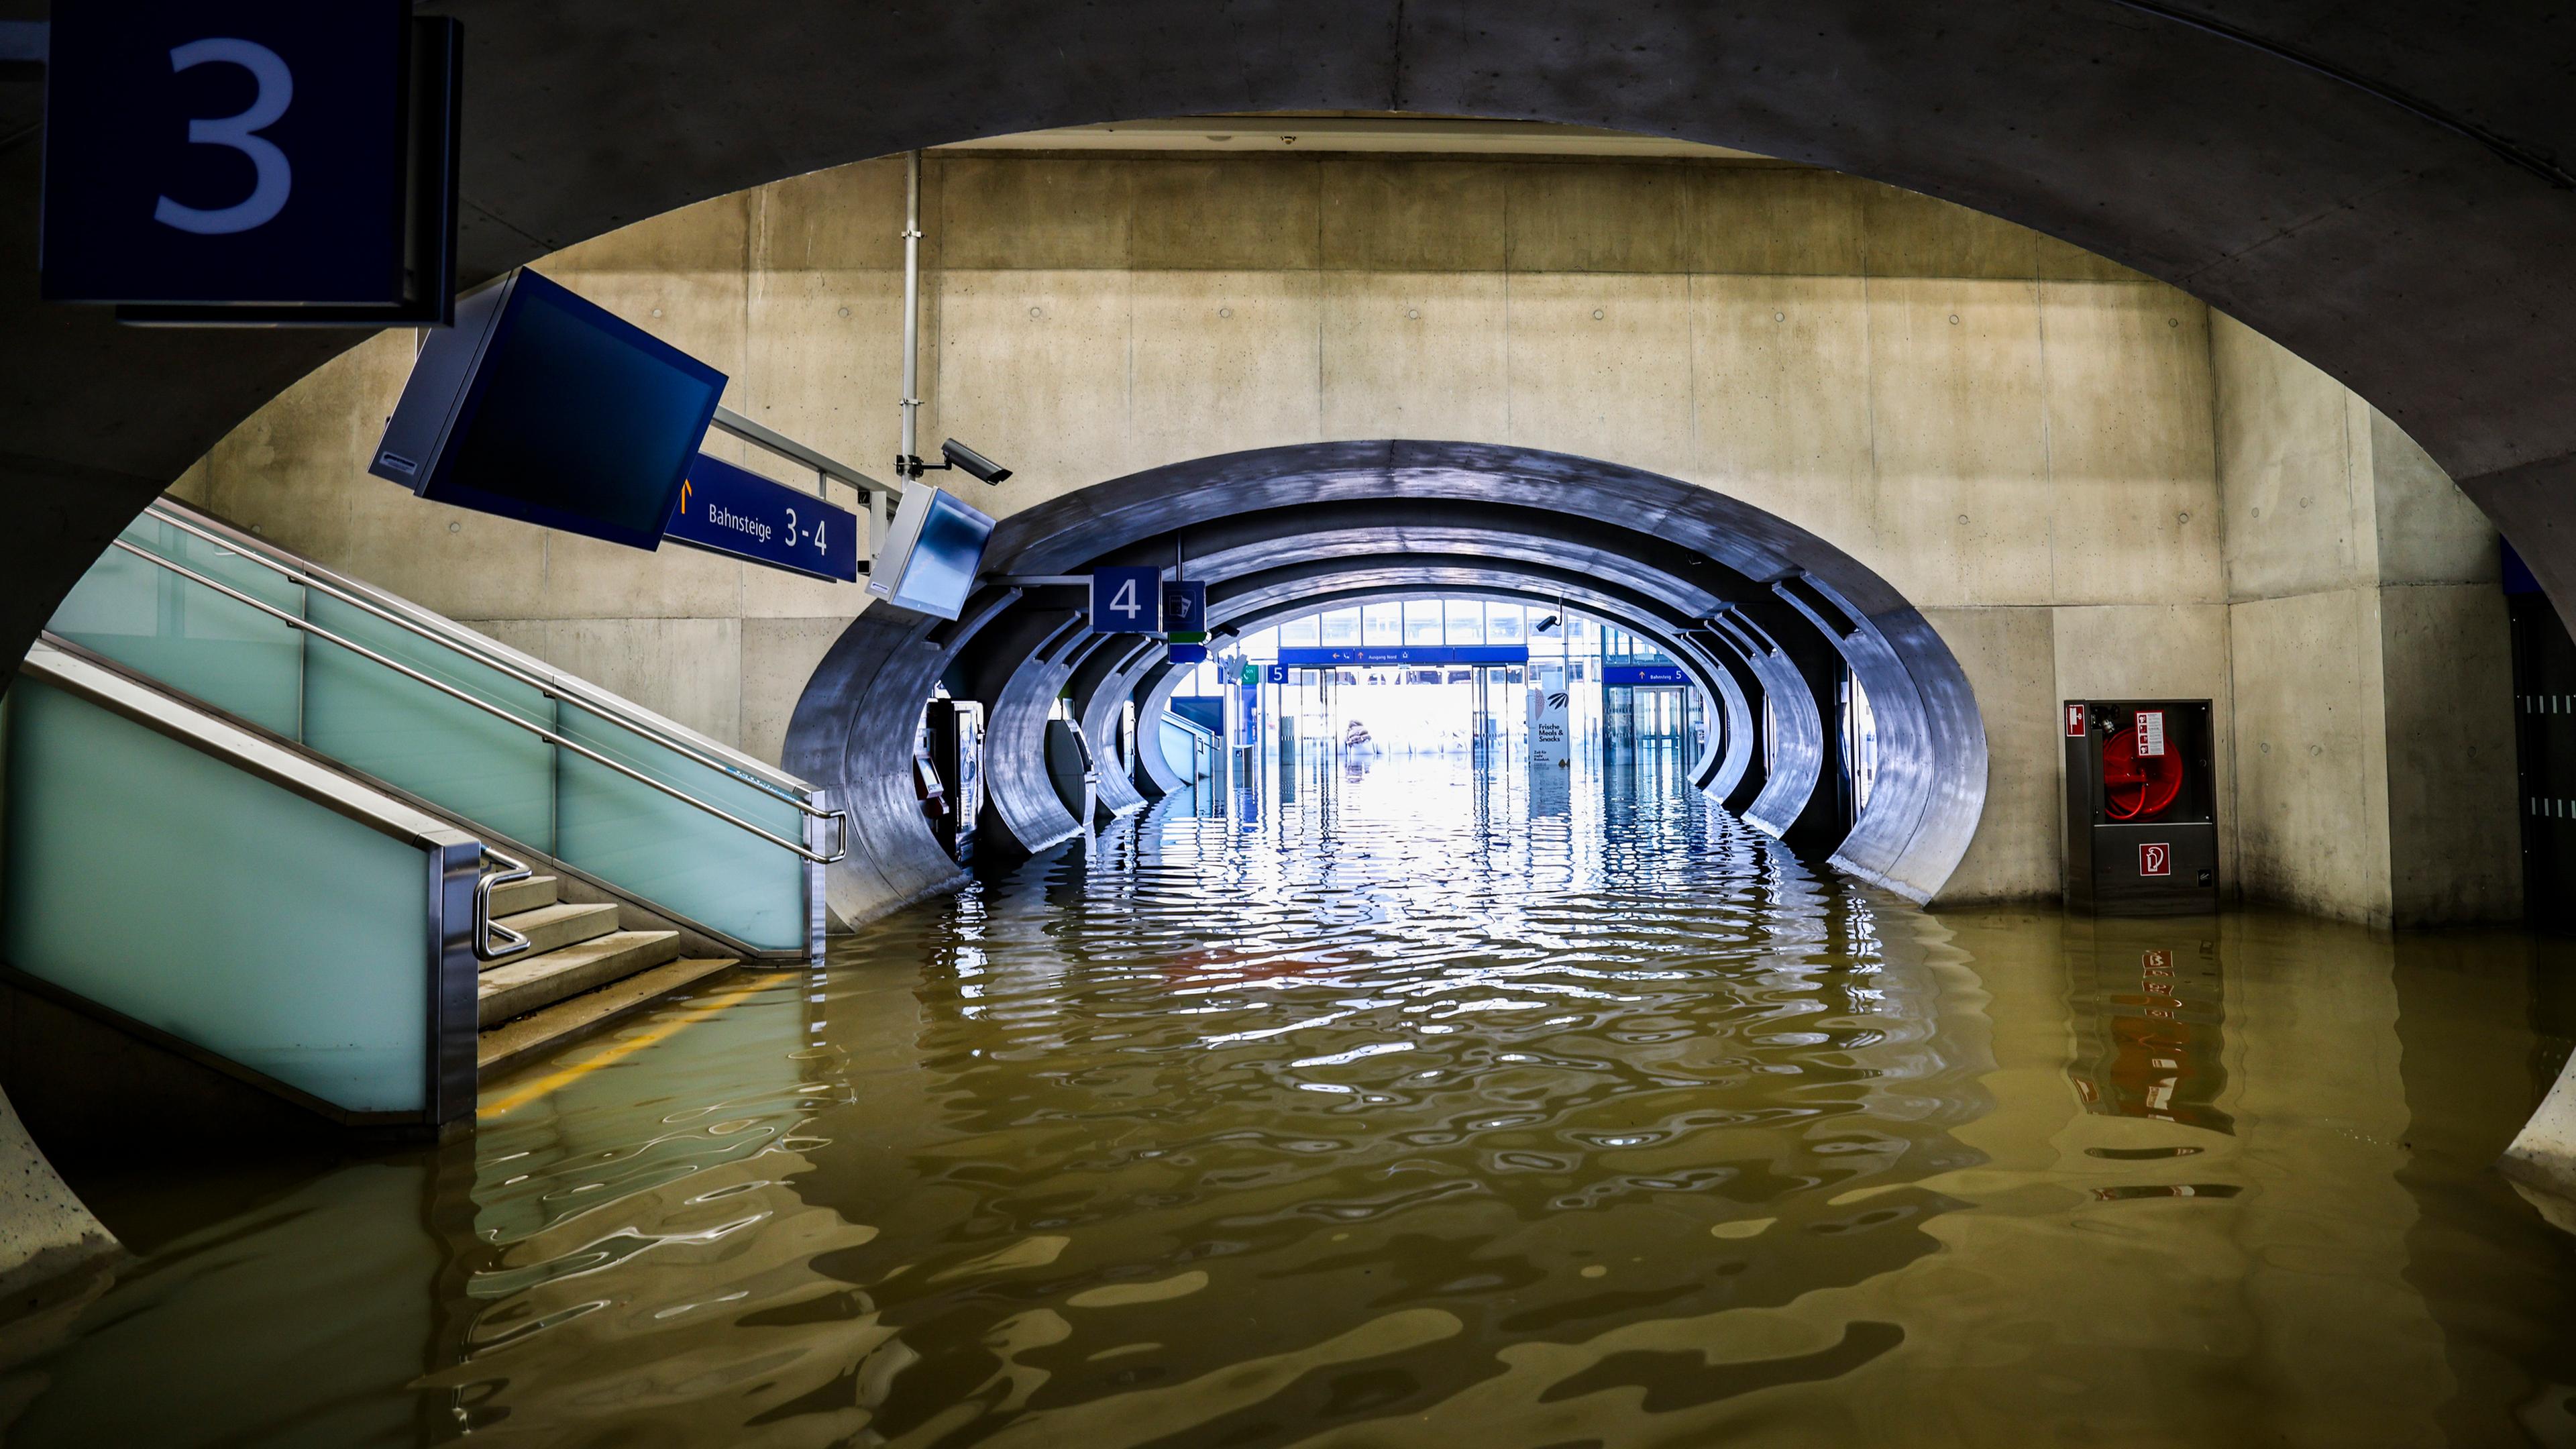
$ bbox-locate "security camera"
[940,439,1012,486]
[1534,614,1560,633]
[897,437,1015,484]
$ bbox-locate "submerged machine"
[923,698,985,864]
[2063,699,2219,915]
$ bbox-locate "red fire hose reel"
[2100,726,2184,820]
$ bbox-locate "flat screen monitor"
[368,269,726,550]
[868,486,995,620]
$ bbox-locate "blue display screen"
[885,492,996,617]
[421,272,725,550]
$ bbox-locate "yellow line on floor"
[478,971,798,1119]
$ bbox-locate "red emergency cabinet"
[2063,699,2218,915]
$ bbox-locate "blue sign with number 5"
[1091,567,1162,634]
[664,453,859,583]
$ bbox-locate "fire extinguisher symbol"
[2140,843,2171,877]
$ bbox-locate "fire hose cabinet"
[2063,699,2219,915]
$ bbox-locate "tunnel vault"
[783,441,1987,926]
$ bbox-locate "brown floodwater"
[9,749,2576,1446]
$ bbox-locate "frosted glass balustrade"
[48,515,306,737]
[42,511,816,953]
[1,682,429,1113]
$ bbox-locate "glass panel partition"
[48,514,307,739]
[557,704,807,951]
[43,510,818,955]
[2,680,433,1114]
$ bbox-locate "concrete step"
[484,900,619,961]
[486,873,559,917]
[477,930,682,1028]
[478,957,743,1079]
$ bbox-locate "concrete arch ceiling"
[783,440,1982,924]
[6,0,2576,688]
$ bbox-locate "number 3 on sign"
[155,39,294,235]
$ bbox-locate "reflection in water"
[2066,924,2233,1134]
[9,753,2576,1446]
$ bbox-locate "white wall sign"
[1528,663,1572,769]
[2136,709,2166,758]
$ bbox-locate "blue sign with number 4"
[1091,567,1162,634]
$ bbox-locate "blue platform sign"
[1162,580,1208,635]
[1277,645,1529,667]
[1091,566,1162,633]
[40,0,426,307]
[1266,664,1289,684]
[1167,643,1208,664]
[664,453,859,582]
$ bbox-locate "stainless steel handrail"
[108,537,853,865]
[140,502,830,816]
[710,406,900,498]
[474,845,535,961]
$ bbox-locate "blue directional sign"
[1162,580,1208,635]
[1091,566,1162,633]
[664,453,859,582]
[1277,645,1530,667]
[1168,643,1208,664]
[1265,664,1289,684]
[1603,663,1690,686]
[40,0,460,319]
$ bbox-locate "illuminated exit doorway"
[1600,624,1709,761]
[1161,598,1607,775]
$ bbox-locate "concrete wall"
[2210,317,2520,926]
[163,150,2514,920]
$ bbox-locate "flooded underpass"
[14,751,2576,1446]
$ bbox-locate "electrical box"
[924,698,983,865]
[2063,699,2218,915]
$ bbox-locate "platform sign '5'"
[40,0,411,306]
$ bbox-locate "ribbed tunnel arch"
[783,440,1986,925]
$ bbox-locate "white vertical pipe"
[900,150,922,477]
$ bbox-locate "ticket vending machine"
[2063,699,2219,915]
[1045,712,1099,830]
[924,698,984,864]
